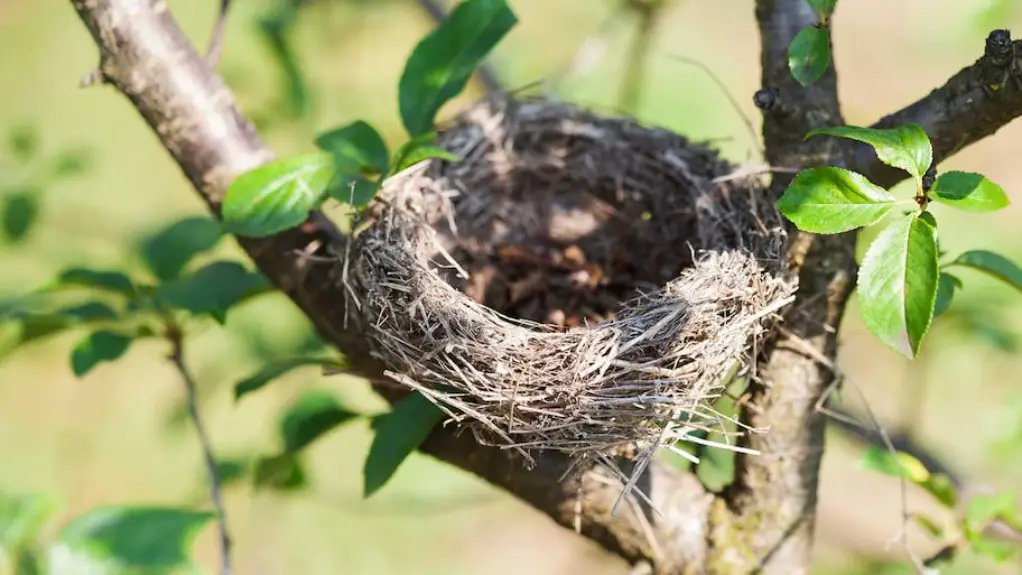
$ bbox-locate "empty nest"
[343,97,796,473]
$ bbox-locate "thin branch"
[618,2,662,112]
[858,30,1022,187]
[168,326,232,575]
[415,0,503,94]
[205,0,231,68]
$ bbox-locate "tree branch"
[68,0,703,571]
[858,30,1022,186]
[708,2,853,573]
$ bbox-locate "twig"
[618,2,661,112]
[168,327,232,575]
[205,0,231,68]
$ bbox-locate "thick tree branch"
[68,0,702,570]
[708,2,853,573]
[858,30,1022,186]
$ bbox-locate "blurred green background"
[1,0,1020,573]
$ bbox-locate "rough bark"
[66,0,1022,573]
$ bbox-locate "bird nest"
[343,97,795,473]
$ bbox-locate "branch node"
[79,69,107,88]
[753,86,781,112]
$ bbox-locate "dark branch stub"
[753,86,781,111]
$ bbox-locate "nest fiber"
[344,97,795,467]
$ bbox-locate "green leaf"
[222,153,334,238]
[859,445,931,482]
[966,492,1021,533]
[913,514,944,538]
[315,120,390,175]
[325,174,381,208]
[969,535,1021,563]
[858,213,939,358]
[2,191,39,243]
[0,302,120,359]
[0,493,59,554]
[252,453,307,492]
[155,261,271,323]
[48,268,135,297]
[138,216,224,280]
[70,330,135,377]
[234,356,348,400]
[363,393,445,497]
[807,124,932,179]
[258,9,311,118]
[279,389,360,453]
[50,149,91,178]
[212,459,250,489]
[930,171,1010,212]
[391,135,459,174]
[948,250,1022,293]
[398,0,517,136]
[921,473,958,508]
[9,126,38,160]
[933,272,961,318]
[807,0,838,18]
[52,506,213,572]
[787,25,831,87]
[776,167,896,234]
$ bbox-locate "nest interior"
[345,97,795,467]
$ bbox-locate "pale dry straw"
[340,97,795,493]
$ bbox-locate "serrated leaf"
[933,272,961,318]
[948,250,1022,293]
[53,506,213,572]
[859,445,931,482]
[363,393,445,497]
[155,261,271,323]
[391,135,459,174]
[2,191,39,243]
[47,268,135,297]
[399,0,517,136]
[279,389,360,453]
[858,213,939,358]
[70,330,135,377]
[808,124,932,179]
[325,174,380,207]
[252,453,307,492]
[234,356,348,400]
[315,120,390,175]
[222,153,334,238]
[777,167,896,233]
[138,216,224,281]
[0,493,59,554]
[930,171,1010,212]
[787,25,831,86]
[807,0,837,18]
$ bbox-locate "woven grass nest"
[344,96,796,475]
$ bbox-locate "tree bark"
[66,0,1022,573]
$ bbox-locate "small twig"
[618,2,661,112]
[168,327,232,575]
[205,0,231,68]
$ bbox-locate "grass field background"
[1,0,1020,573]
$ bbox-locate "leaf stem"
[167,325,232,575]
